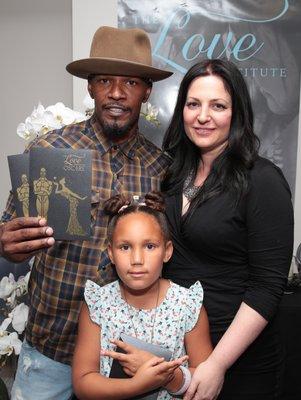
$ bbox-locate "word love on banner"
[152,2,288,74]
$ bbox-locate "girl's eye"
[146,243,156,250]
[120,244,130,251]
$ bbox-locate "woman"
[162,59,294,400]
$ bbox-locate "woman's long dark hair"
[162,59,260,218]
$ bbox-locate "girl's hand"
[183,359,225,400]
[101,339,153,376]
[132,355,188,394]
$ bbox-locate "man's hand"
[101,339,154,376]
[0,217,55,263]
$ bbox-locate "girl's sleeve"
[185,281,204,332]
[84,279,102,325]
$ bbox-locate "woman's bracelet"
[168,365,192,396]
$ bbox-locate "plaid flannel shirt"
[1,115,171,364]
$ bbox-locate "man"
[0,26,172,400]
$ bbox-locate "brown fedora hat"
[66,26,173,82]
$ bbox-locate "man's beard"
[100,118,136,140]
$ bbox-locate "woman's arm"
[184,163,293,400]
[184,303,267,400]
[73,303,184,399]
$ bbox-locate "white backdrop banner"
[118,0,300,194]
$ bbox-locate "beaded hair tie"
[118,195,146,213]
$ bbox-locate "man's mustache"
[103,103,131,112]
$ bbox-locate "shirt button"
[112,145,118,151]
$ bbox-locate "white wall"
[72,0,117,112]
[0,0,72,211]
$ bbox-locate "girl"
[72,192,212,399]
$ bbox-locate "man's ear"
[87,82,94,99]
[142,85,152,103]
[163,240,173,263]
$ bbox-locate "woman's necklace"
[183,170,201,201]
[122,280,160,344]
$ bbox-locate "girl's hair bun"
[105,191,170,242]
[104,191,166,216]
[103,194,130,216]
[145,191,165,213]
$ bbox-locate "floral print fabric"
[84,279,203,399]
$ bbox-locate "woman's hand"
[132,355,188,394]
[101,339,154,376]
[183,359,225,400]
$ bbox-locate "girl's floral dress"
[84,279,203,399]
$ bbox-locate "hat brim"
[66,57,173,81]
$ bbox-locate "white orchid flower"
[23,270,31,286]
[43,110,64,131]
[0,271,30,363]
[17,102,87,142]
[0,331,22,356]
[16,122,28,139]
[10,332,22,355]
[17,104,46,140]
[15,271,31,298]
[140,102,148,116]
[83,94,95,111]
[30,103,46,123]
[140,102,160,126]
[16,121,36,141]
[0,333,14,356]
[141,102,159,118]
[0,318,12,333]
[0,273,16,300]
[30,103,51,133]
[9,303,29,335]
[46,102,86,126]
[0,271,30,310]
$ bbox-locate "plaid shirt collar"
[88,113,137,160]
